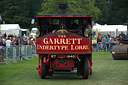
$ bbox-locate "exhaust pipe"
[59,4,67,14]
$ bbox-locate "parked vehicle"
[36,4,92,79]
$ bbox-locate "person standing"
[23,37,28,45]
[97,36,102,51]
[19,36,24,46]
[11,37,16,46]
[109,37,114,51]
[106,36,110,51]
[4,32,7,38]
[6,37,11,47]
[102,37,106,51]
[119,31,125,40]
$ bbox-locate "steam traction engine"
[36,5,92,79]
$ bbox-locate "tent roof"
[20,29,29,31]
[93,24,127,32]
[0,24,20,30]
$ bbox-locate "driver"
[67,19,78,30]
[41,18,56,35]
[81,18,91,37]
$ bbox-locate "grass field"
[0,52,128,85]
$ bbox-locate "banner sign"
[36,33,91,54]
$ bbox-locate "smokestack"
[127,16,128,33]
[59,4,67,14]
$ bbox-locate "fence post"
[34,45,36,56]
[0,45,36,64]
[13,47,17,63]
[5,47,11,65]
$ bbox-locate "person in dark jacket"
[23,37,28,45]
[80,18,91,37]
[97,36,102,51]
[67,19,78,29]
[41,18,56,36]
[119,32,125,40]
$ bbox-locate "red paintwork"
[36,33,91,54]
[36,14,93,78]
[88,55,92,68]
[43,56,47,64]
[58,55,66,58]
[52,58,74,68]
[36,14,91,18]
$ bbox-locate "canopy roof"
[93,24,127,32]
[0,24,20,30]
[36,14,91,18]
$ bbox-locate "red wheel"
[88,60,92,75]
[90,68,92,75]
[82,57,89,79]
[38,58,46,79]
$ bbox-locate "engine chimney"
[127,16,128,33]
[59,4,67,14]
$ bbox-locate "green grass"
[0,52,128,85]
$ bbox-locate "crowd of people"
[97,32,128,52]
[0,32,36,48]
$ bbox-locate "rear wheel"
[82,57,89,79]
[40,58,46,79]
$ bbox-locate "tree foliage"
[95,0,111,24]
[95,0,128,24]
[0,0,42,29]
[110,0,128,24]
[38,0,101,21]
[0,0,127,29]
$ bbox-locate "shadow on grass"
[40,72,95,80]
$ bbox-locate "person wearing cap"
[81,18,91,37]
[119,31,125,40]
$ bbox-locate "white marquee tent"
[93,24,127,37]
[0,24,21,36]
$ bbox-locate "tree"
[110,0,128,24]
[95,0,128,25]
[38,0,101,21]
[0,0,43,29]
[95,0,111,24]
